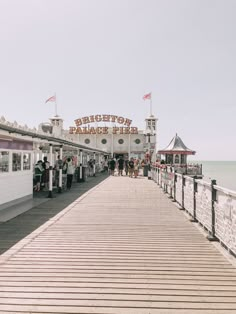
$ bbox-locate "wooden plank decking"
[0,175,236,313]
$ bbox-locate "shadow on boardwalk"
[0,172,108,255]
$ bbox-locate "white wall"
[76,132,147,155]
[0,171,33,206]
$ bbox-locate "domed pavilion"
[158,133,195,165]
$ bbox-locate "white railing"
[150,166,236,257]
[175,173,183,206]
[183,176,194,216]
[195,180,212,232]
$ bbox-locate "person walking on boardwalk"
[34,160,44,191]
[134,159,140,178]
[42,156,50,190]
[54,155,63,187]
[109,157,116,176]
[124,158,129,176]
[66,157,75,190]
[117,156,124,176]
[128,158,134,178]
[104,158,108,172]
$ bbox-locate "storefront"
[66,113,158,160]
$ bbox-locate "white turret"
[144,114,158,162]
[50,115,63,137]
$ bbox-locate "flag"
[143,92,151,100]
[45,95,56,103]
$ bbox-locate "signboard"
[69,114,139,135]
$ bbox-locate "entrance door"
[114,153,124,160]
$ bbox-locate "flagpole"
[55,93,57,116]
[150,93,152,116]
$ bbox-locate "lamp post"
[144,127,154,179]
[145,128,154,164]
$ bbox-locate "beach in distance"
[190,160,236,192]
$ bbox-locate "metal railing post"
[165,168,168,193]
[58,145,63,193]
[173,172,176,202]
[179,174,184,210]
[169,169,174,199]
[207,179,218,241]
[190,176,198,222]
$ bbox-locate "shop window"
[0,151,9,173]
[12,152,22,172]
[101,139,107,144]
[23,153,31,170]
[84,139,90,144]
[118,139,124,144]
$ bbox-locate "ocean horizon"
[189,160,236,192]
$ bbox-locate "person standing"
[117,156,124,176]
[128,158,134,178]
[124,158,129,176]
[134,159,140,178]
[34,160,44,191]
[42,156,50,190]
[54,155,63,187]
[109,158,116,176]
[104,159,108,172]
[66,157,75,190]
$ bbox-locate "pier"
[0,174,236,313]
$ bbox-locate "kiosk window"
[12,152,22,172]
[0,151,9,173]
[23,153,31,170]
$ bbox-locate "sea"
[193,161,236,192]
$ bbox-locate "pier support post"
[207,179,218,241]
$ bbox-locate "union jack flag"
[143,92,151,100]
[45,95,56,103]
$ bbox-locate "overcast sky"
[0,0,235,160]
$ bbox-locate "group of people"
[107,156,142,178]
[34,156,75,192]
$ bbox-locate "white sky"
[0,0,236,160]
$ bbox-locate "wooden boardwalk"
[0,175,236,313]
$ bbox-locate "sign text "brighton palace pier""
[69,114,138,134]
